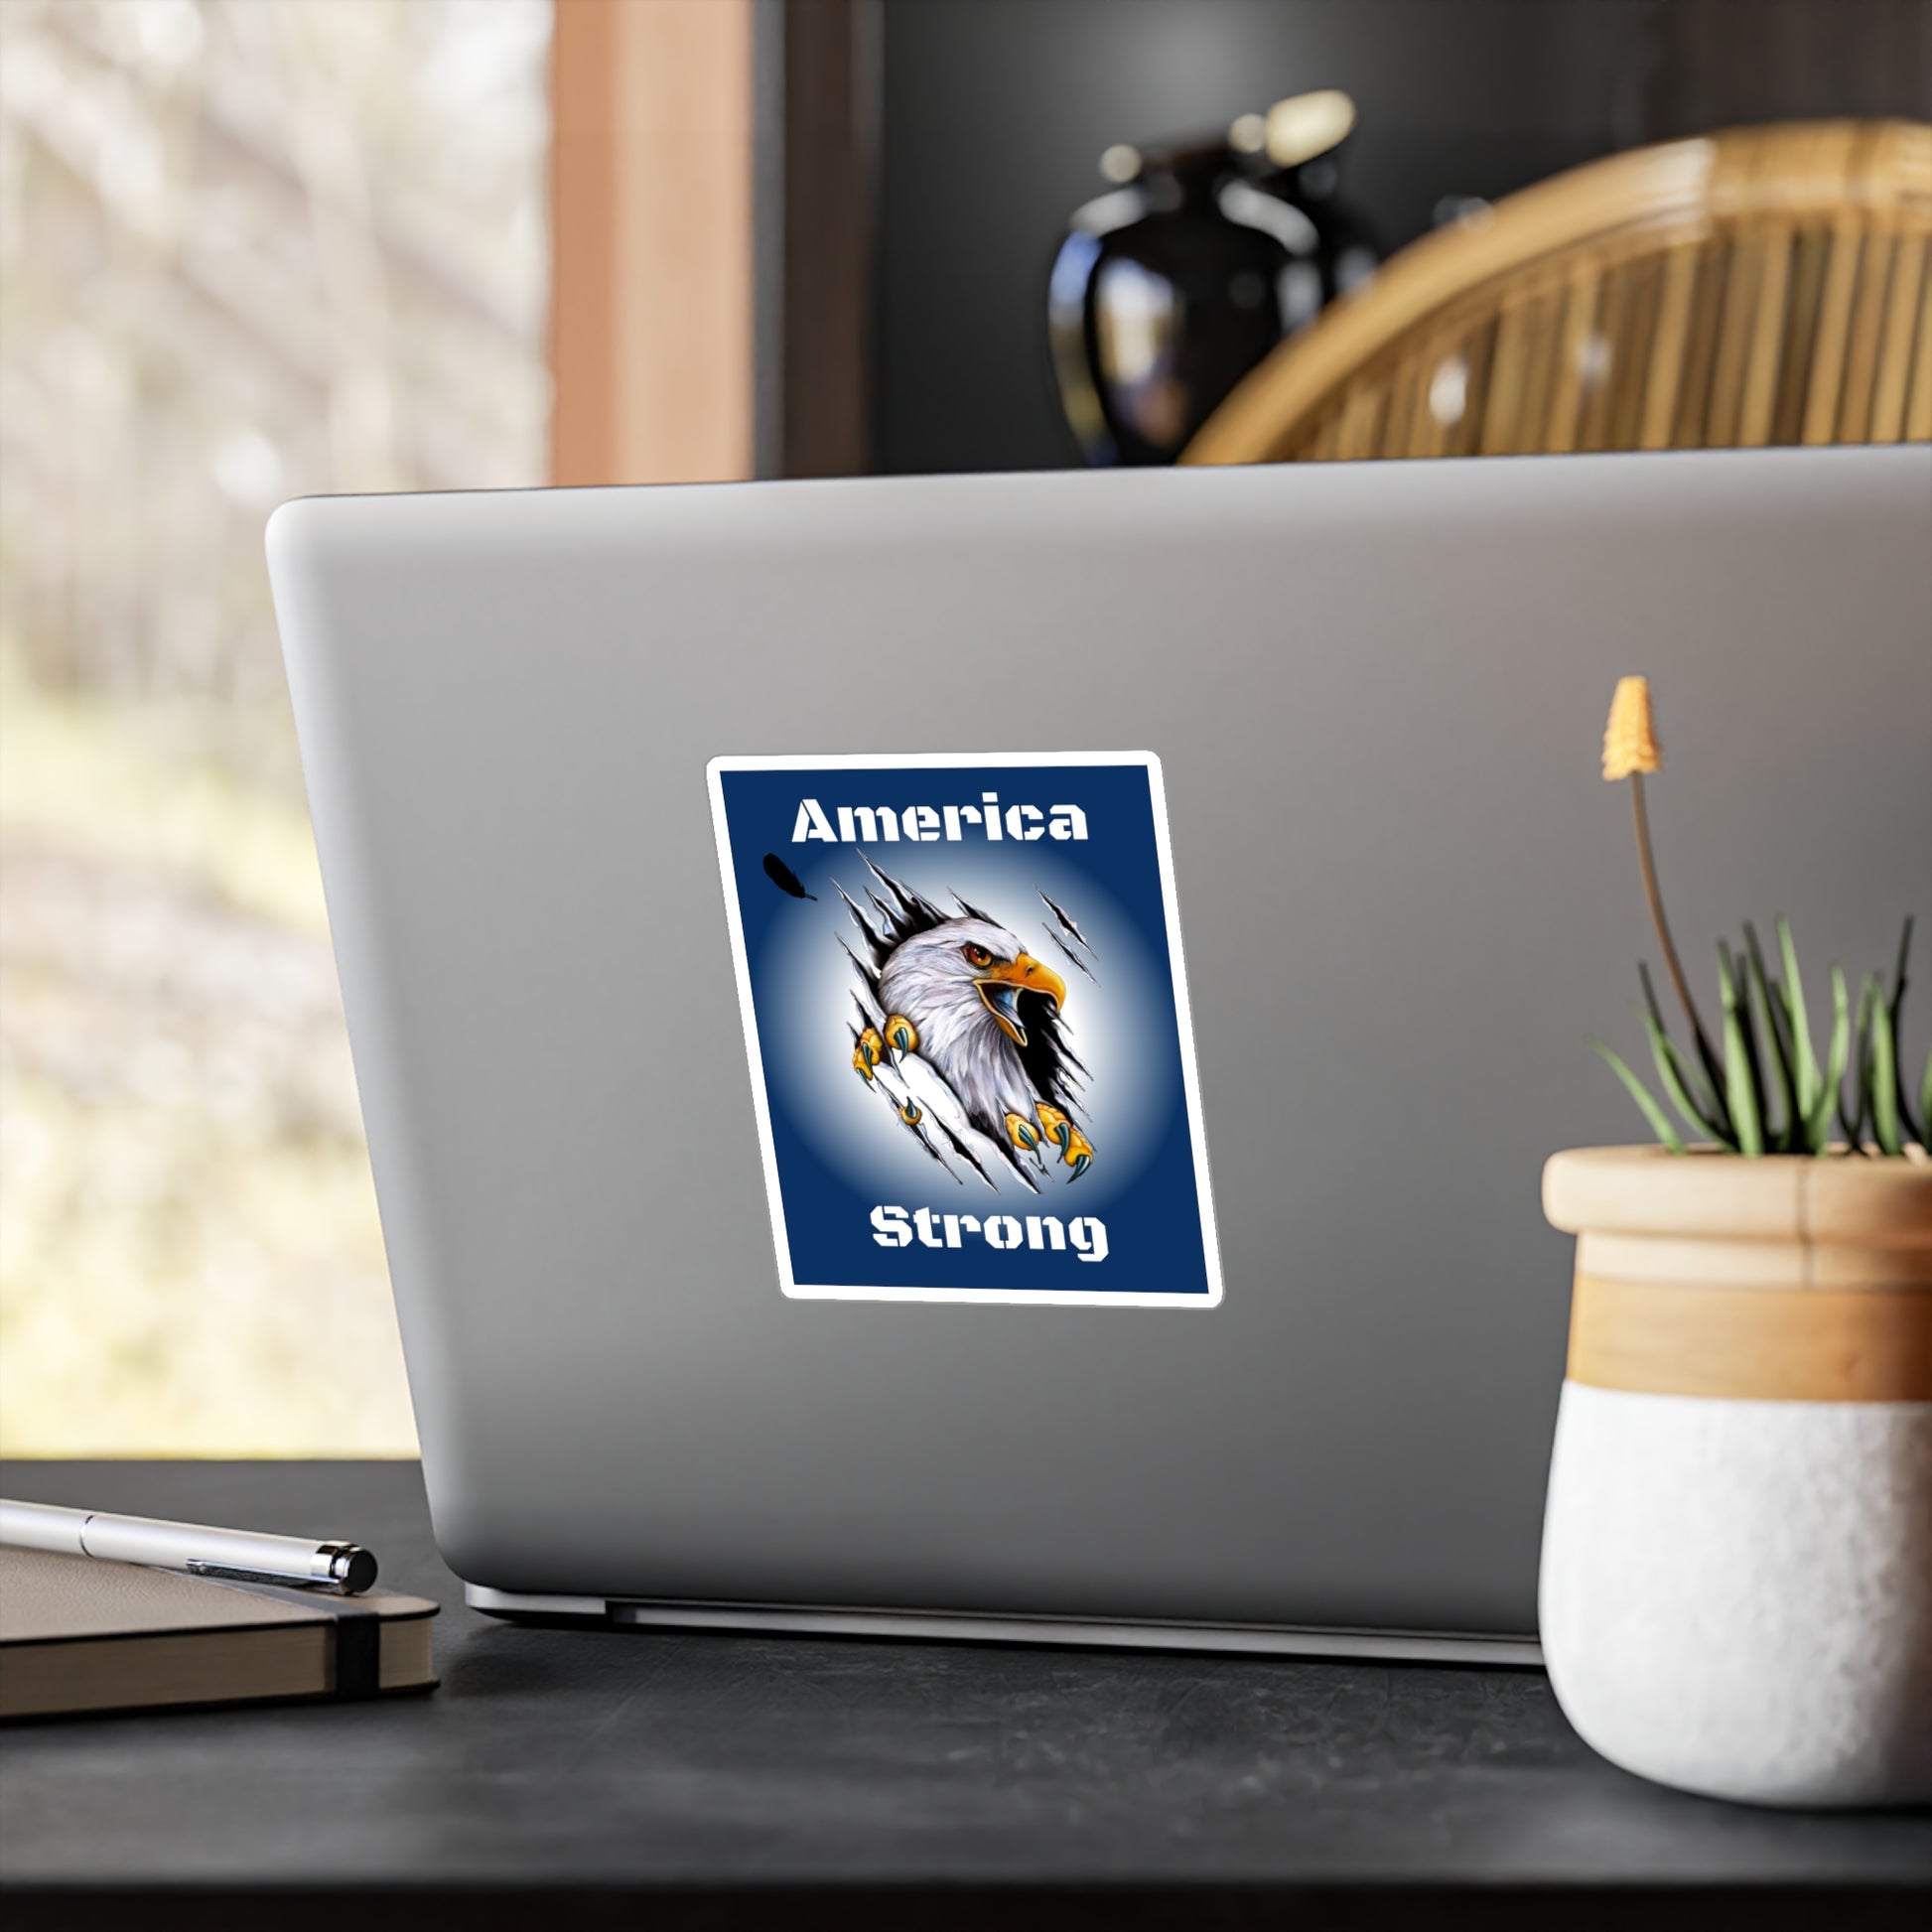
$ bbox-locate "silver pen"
[0,1498,378,1594]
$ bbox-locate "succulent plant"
[1593,678,1929,1158]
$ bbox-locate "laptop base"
[466,1586,1542,1665]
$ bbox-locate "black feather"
[762,853,816,899]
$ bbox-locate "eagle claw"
[1034,1104,1094,1177]
[852,1028,886,1081]
[883,1014,918,1059]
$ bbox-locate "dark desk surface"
[1,1461,1925,1932]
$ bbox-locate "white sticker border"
[706,751,1224,1309]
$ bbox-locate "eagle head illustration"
[879,917,1066,1130]
[840,861,1090,1184]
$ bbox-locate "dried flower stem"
[1629,771,1719,1084]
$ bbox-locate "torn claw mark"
[1042,923,1098,984]
[833,881,891,949]
[1039,890,1095,955]
[853,1035,962,1183]
[933,1112,1006,1193]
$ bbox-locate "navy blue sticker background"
[714,760,1216,1299]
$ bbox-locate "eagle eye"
[961,942,994,969]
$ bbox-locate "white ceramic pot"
[1540,1147,1932,1808]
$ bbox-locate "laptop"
[266,446,1931,1663]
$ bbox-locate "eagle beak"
[976,952,1066,1045]
[983,953,1066,1010]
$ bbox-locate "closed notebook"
[0,1546,437,1721]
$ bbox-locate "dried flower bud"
[1602,675,1661,780]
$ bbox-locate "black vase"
[1048,99,1379,467]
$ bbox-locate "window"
[0,0,551,1452]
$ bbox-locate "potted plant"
[1539,677,1932,1809]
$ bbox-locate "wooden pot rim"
[1544,1145,1932,1248]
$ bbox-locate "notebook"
[0,1546,437,1720]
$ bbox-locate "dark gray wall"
[875,0,1932,475]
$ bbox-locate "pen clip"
[186,1559,344,1593]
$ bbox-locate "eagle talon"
[852,1028,886,1081]
[1035,1104,1092,1177]
[1005,1110,1043,1157]
[898,1097,923,1127]
[884,1014,918,1059]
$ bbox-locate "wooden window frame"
[549,0,878,486]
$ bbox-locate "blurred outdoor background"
[0,0,550,1451]
[2,0,1921,1453]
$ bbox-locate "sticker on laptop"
[707,754,1221,1306]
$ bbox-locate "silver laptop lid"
[267,447,1931,1635]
